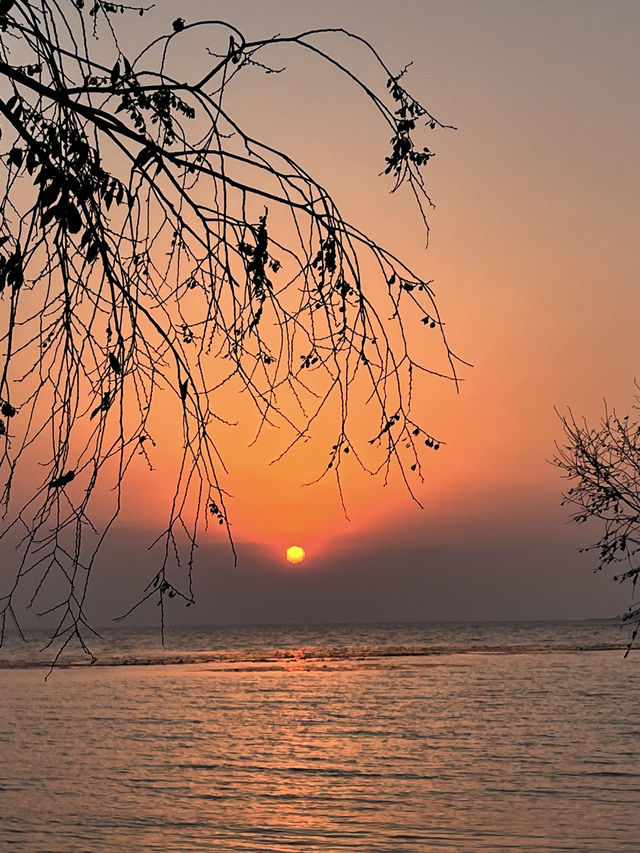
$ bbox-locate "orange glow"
[54,6,639,574]
[286,545,306,564]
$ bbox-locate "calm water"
[1,620,639,851]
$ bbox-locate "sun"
[285,545,306,564]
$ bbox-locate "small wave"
[0,641,627,671]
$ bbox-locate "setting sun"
[285,545,306,564]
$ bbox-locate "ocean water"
[1,620,639,851]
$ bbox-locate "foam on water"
[0,617,630,669]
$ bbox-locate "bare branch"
[0,1,463,662]
[554,388,640,652]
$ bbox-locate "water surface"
[1,621,638,851]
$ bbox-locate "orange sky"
[118,2,639,605]
[5,0,640,624]
[120,2,639,551]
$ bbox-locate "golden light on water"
[286,545,306,564]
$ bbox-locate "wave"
[0,641,628,670]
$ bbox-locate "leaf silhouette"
[90,392,111,419]
[49,470,75,488]
[133,146,154,170]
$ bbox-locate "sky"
[6,0,640,627]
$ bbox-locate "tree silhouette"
[0,1,464,661]
[555,395,640,651]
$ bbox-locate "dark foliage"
[555,394,640,651]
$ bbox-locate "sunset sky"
[7,0,640,627]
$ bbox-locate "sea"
[1,619,639,852]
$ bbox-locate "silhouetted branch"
[555,388,640,651]
[0,0,465,661]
